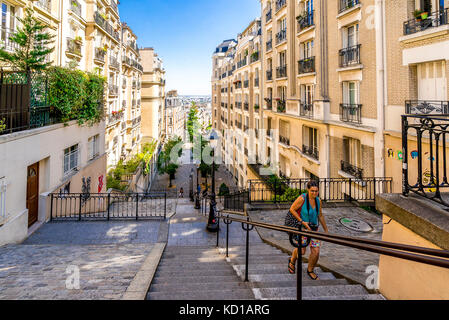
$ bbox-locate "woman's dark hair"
[307,180,319,189]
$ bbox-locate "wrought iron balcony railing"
[340,104,362,124]
[35,0,51,12]
[234,81,242,89]
[276,0,286,12]
[250,51,259,63]
[404,9,449,35]
[277,100,286,113]
[0,28,20,52]
[341,160,363,179]
[94,48,106,62]
[236,102,242,109]
[265,98,273,110]
[94,11,120,42]
[266,70,273,81]
[71,0,82,17]
[276,65,287,78]
[275,29,287,45]
[339,44,361,67]
[128,40,139,52]
[66,38,82,56]
[109,84,118,96]
[279,135,290,146]
[111,0,118,14]
[405,100,449,115]
[339,0,360,14]
[109,56,119,69]
[298,57,315,74]
[122,100,126,108]
[297,10,314,31]
[244,103,249,111]
[266,9,272,23]
[300,103,314,118]
[237,57,247,68]
[266,39,273,51]
[303,145,319,160]
[243,80,249,88]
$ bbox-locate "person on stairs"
[287,180,329,280]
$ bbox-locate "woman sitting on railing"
[286,180,329,280]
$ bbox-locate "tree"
[218,183,230,196]
[165,163,179,188]
[0,7,55,72]
[158,136,182,187]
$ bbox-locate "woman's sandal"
[288,258,295,274]
[307,269,318,280]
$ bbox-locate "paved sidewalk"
[248,206,383,285]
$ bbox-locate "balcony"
[250,51,259,63]
[275,29,287,45]
[35,0,51,12]
[71,0,82,17]
[122,100,126,108]
[266,9,272,23]
[108,84,118,96]
[403,9,449,35]
[243,80,249,88]
[279,135,290,146]
[265,98,273,110]
[266,70,273,81]
[300,103,314,118]
[66,38,82,57]
[340,104,362,124]
[234,81,242,89]
[276,0,286,12]
[276,99,286,113]
[236,102,242,109]
[132,99,137,108]
[341,160,363,179]
[244,125,249,131]
[111,0,118,14]
[244,103,249,111]
[297,10,314,32]
[303,145,319,160]
[132,80,137,89]
[132,115,141,127]
[339,0,360,14]
[122,79,127,89]
[266,39,273,51]
[128,40,139,52]
[94,48,106,63]
[237,57,247,68]
[109,56,119,69]
[298,57,315,74]
[339,44,361,67]
[108,110,124,126]
[94,11,120,42]
[405,100,449,115]
[276,65,287,78]
[0,28,20,52]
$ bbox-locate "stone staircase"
[146,246,255,300]
[218,243,386,300]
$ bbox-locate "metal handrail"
[218,213,449,300]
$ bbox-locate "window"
[343,24,359,48]
[303,126,318,150]
[88,135,100,160]
[279,17,287,32]
[300,84,314,104]
[343,137,361,167]
[342,81,359,104]
[302,40,314,59]
[64,144,79,175]
[279,51,286,66]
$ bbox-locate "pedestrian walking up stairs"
[146,246,255,300]
[218,243,386,300]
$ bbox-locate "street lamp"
[195,164,201,209]
[207,130,219,232]
[189,168,194,202]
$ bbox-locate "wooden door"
[26,163,39,227]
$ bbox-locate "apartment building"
[165,90,185,139]
[140,47,166,148]
[212,20,262,188]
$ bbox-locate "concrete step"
[226,256,293,265]
[156,262,234,271]
[306,294,386,300]
[251,279,349,289]
[256,284,368,300]
[154,268,237,277]
[247,272,336,282]
[149,281,250,293]
[232,263,325,275]
[152,275,242,285]
[147,288,255,300]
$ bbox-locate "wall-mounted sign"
[339,218,374,233]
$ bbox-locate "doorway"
[26,163,39,227]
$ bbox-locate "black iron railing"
[303,144,319,160]
[266,9,272,23]
[265,98,273,110]
[67,38,82,56]
[275,29,287,45]
[276,0,286,12]
[219,213,449,300]
[50,192,167,221]
[297,10,314,31]
[250,51,259,63]
[94,11,120,41]
[341,160,363,179]
[300,103,313,118]
[71,0,82,16]
[244,103,249,111]
[35,0,51,12]
[94,48,106,62]
[402,115,449,207]
[276,65,287,78]
[277,99,286,112]
[298,57,315,74]
[266,70,273,81]
[340,103,362,124]
[109,56,119,69]
[223,190,248,212]
[279,135,290,145]
[404,8,449,35]
[243,80,249,88]
[339,44,361,67]
[234,81,242,89]
[339,0,360,13]
[405,100,449,115]
[108,84,118,96]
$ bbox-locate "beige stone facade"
[140,47,166,148]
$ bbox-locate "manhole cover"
[339,217,373,232]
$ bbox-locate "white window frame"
[88,135,100,160]
[64,144,79,175]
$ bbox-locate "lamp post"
[195,165,201,209]
[207,130,219,232]
[189,168,194,202]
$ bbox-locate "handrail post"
[216,214,220,247]
[349,178,352,202]
[50,193,53,222]
[164,193,167,220]
[107,193,110,220]
[245,219,250,282]
[136,193,139,220]
[226,215,230,258]
[297,238,302,301]
[274,179,277,204]
[79,194,82,221]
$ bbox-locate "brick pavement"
[248,206,383,285]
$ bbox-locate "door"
[26,163,39,227]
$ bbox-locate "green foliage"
[165,163,179,176]
[0,118,5,133]
[0,7,55,72]
[187,104,199,143]
[265,174,289,195]
[47,66,105,124]
[158,137,182,183]
[106,174,127,191]
[273,188,307,202]
[218,183,230,196]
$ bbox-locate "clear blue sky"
[118,0,260,96]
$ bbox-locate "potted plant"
[102,45,108,52]
[74,36,82,44]
[254,104,260,110]
[413,9,423,20]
